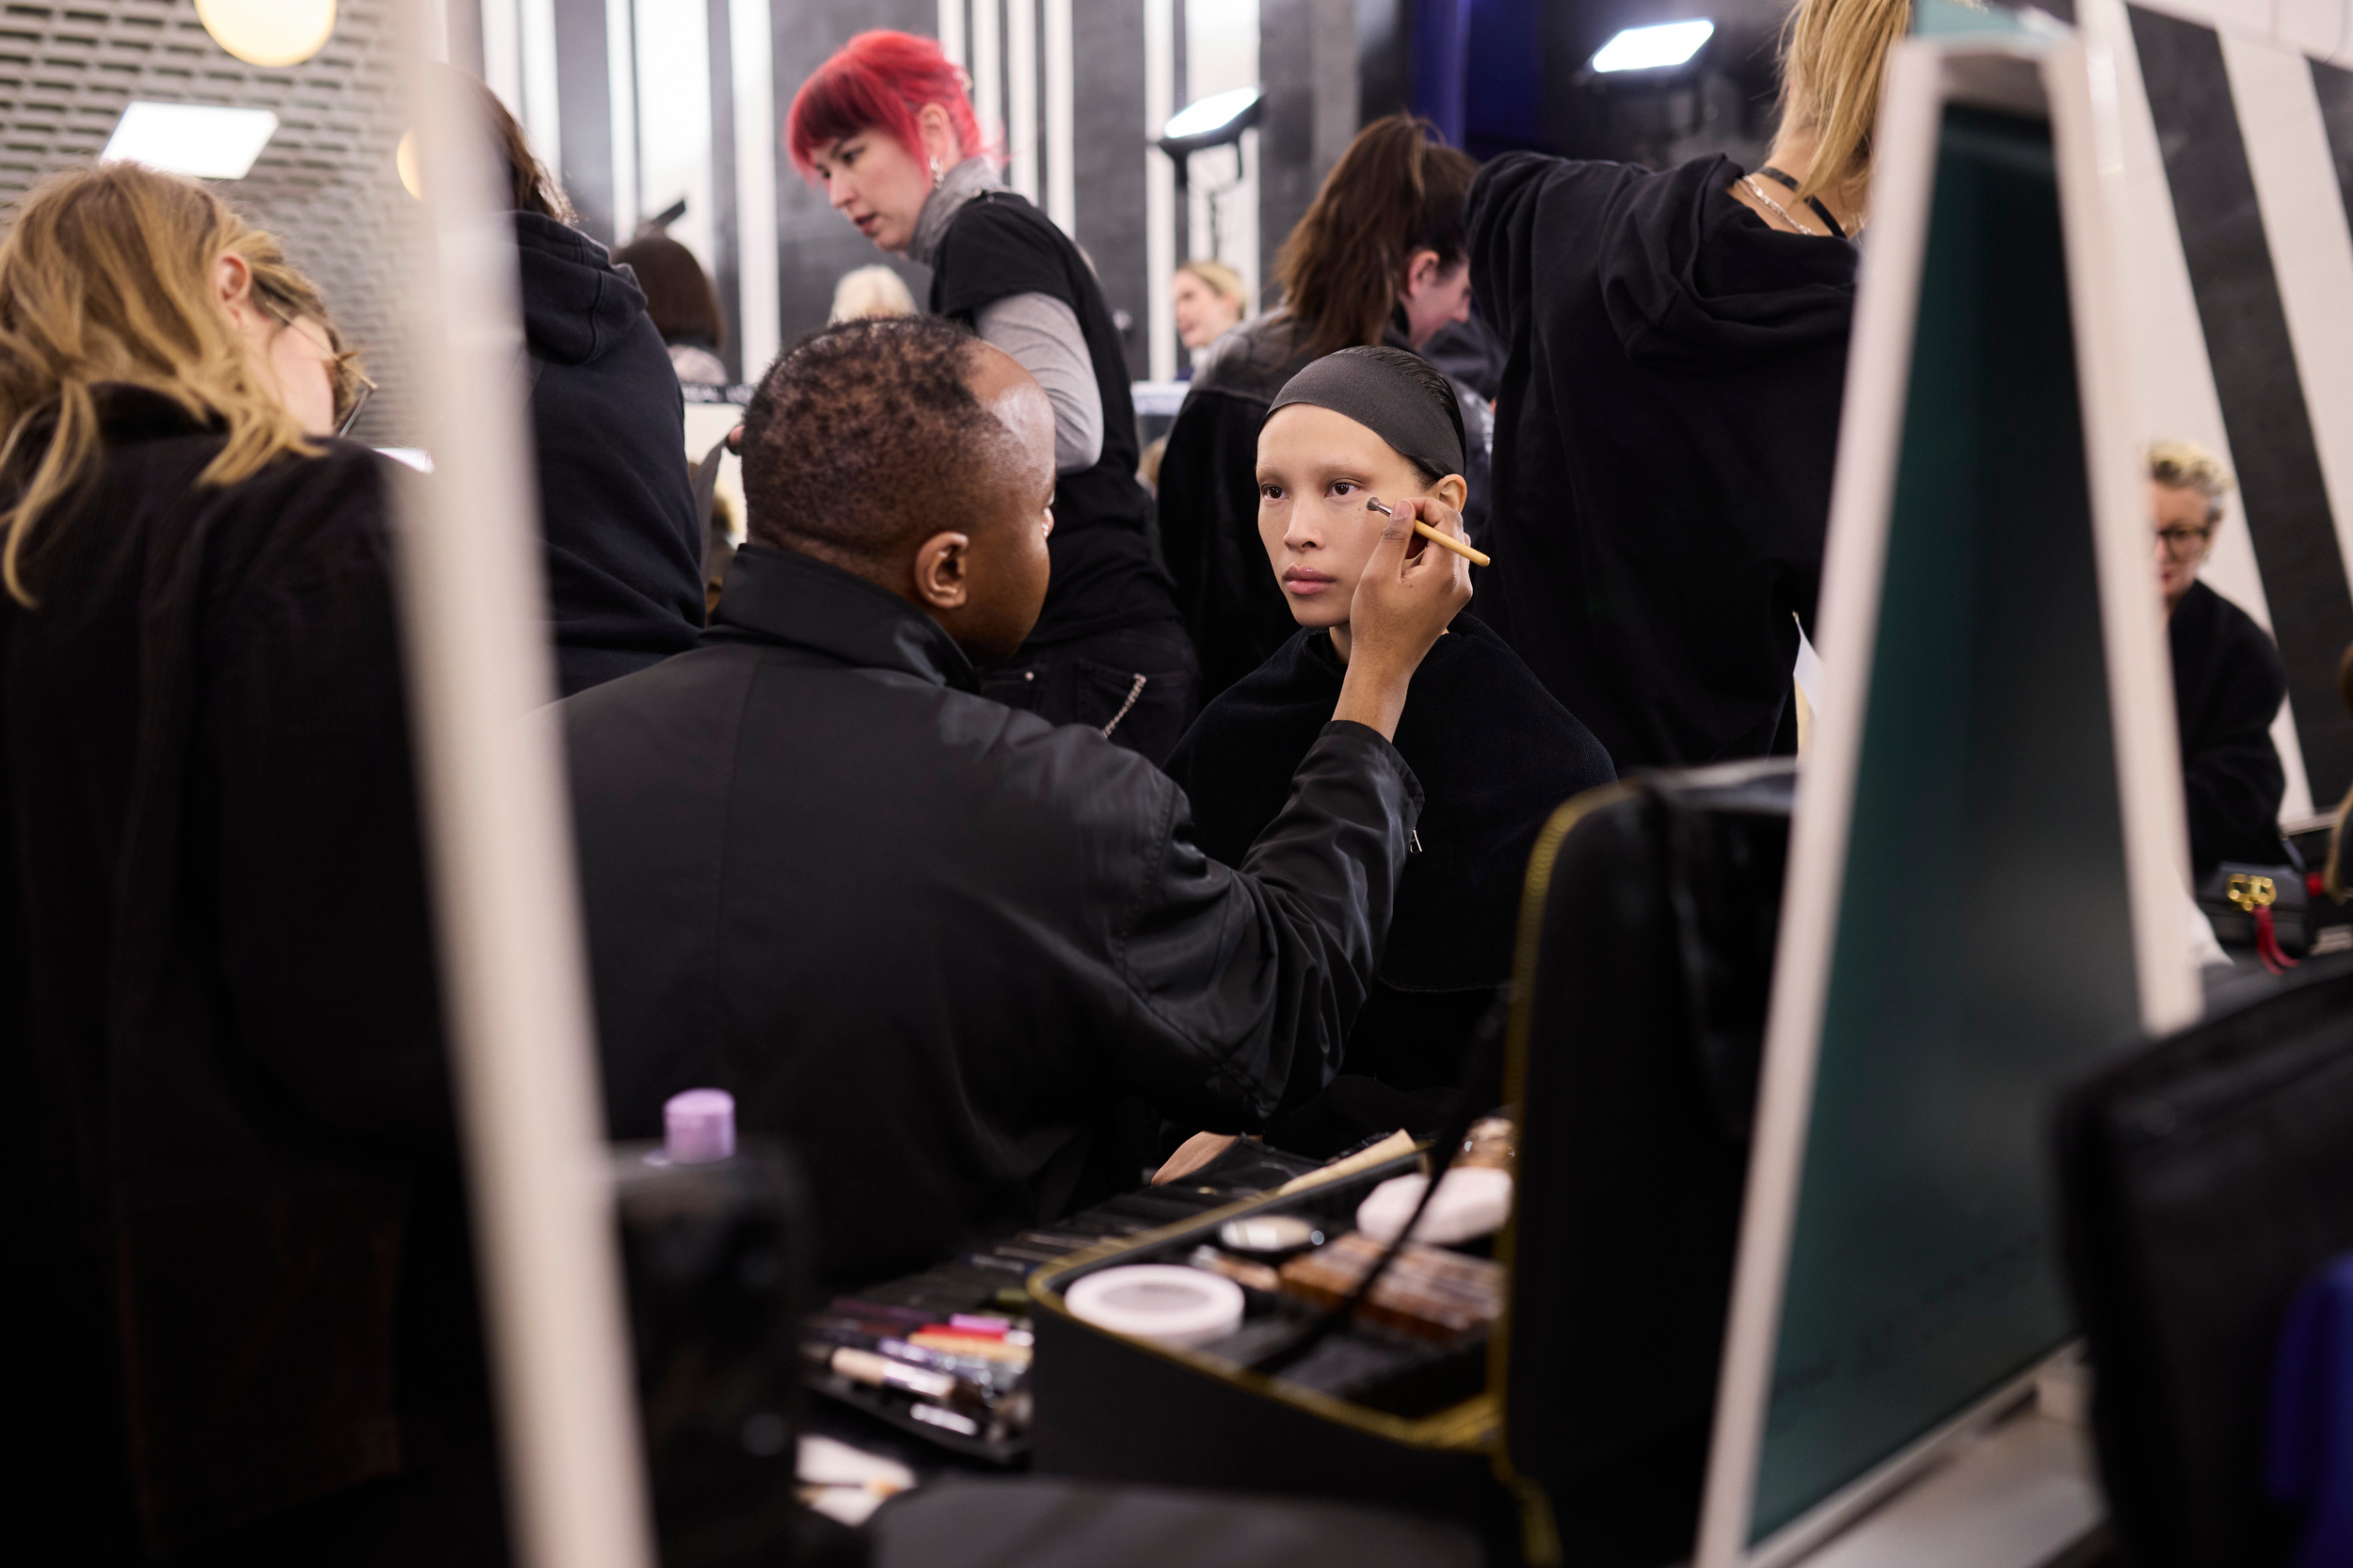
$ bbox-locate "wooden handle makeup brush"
[1366,498,1491,568]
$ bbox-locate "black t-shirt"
[932,191,1178,646]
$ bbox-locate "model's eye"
[1259,484,1284,502]
[1330,480,1358,498]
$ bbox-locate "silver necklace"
[1741,174,1823,237]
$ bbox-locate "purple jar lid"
[664,1088,735,1164]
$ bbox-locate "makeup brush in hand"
[1366,498,1490,568]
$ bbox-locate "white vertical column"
[938,0,966,65]
[520,0,561,166]
[402,51,655,1568]
[606,0,639,240]
[1007,0,1038,200]
[1044,0,1073,232]
[972,0,1001,158]
[731,0,778,377]
[1145,0,1175,381]
[635,0,715,267]
[483,0,522,120]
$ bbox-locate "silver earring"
[929,155,944,189]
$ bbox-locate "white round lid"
[1064,1264,1246,1346]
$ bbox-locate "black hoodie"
[516,211,704,696]
[1467,152,1857,770]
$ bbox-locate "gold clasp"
[2226,872,2278,913]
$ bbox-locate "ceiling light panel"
[103,101,280,179]
[1592,19,1717,73]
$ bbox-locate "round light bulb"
[395,130,422,200]
[195,0,337,69]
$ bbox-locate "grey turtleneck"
[909,156,1104,473]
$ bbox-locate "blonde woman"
[1171,256,1246,364]
[0,165,497,1558]
[2150,440,2289,874]
[828,261,918,322]
[1466,0,1910,773]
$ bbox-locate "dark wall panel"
[2133,5,2353,803]
[1073,0,1150,379]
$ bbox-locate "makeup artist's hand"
[1333,497,1472,740]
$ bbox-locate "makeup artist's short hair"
[741,315,1010,567]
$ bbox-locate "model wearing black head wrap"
[1166,344,1614,1157]
[1265,344,1467,482]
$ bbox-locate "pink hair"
[786,30,984,178]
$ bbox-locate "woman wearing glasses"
[2152,440,2291,876]
[0,164,502,1558]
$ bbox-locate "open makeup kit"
[801,762,1796,1564]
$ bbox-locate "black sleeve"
[1109,722,1422,1128]
[933,200,1073,321]
[1465,152,1561,356]
[1155,389,1296,699]
[2181,626,2289,872]
[203,457,456,1148]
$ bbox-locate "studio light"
[102,102,280,180]
[1591,19,1716,73]
[194,0,338,69]
[1159,86,1264,157]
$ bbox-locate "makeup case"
[1026,760,1796,1566]
[2056,956,2353,1568]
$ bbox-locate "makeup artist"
[786,30,1197,763]
[562,316,1472,1287]
[1164,347,1613,1154]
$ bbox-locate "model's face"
[1173,271,1241,349]
[1257,403,1434,632]
[1398,252,1472,350]
[812,129,934,255]
[2152,480,2216,608]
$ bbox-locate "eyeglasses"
[2155,523,2216,562]
[257,291,376,437]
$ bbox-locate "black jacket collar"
[707,543,980,693]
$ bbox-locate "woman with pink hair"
[788,31,1197,761]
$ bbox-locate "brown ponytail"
[1273,114,1478,362]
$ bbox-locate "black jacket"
[1467,152,1857,770]
[517,211,705,695]
[0,392,487,1554]
[1156,315,1494,704]
[2169,579,2289,873]
[1165,615,1613,1091]
[563,544,1422,1287]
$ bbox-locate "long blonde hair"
[0,162,345,604]
[1779,0,1914,205]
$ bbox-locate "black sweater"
[2169,579,2289,873]
[1164,615,1615,1091]
[0,392,488,1553]
[517,211,705,695]
[1466,152,1857,770]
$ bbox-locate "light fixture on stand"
[1156,86,1263,264]
[195,0,338,69]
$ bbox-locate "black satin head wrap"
[1264,344,1466,481]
